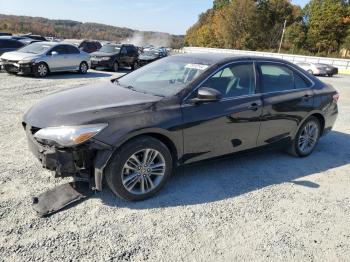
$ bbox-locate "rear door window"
[258,63,311,93]
[50,45,67,55]
[65,45,80,54]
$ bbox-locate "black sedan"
[319,63,338,77]
[23,54,339,201]
[138,49,166,67]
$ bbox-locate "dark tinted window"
[0,39,23,48]
[203,63,255,98]
[259,64,310,93]
[126,46,136,54]
[50,45,67,55]
[294,72,311,89]
[65,45,80,54]
[121,47,127,55]
[94,41,102,49]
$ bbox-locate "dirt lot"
[0,70,349,261]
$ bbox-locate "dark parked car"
[20,34,47,41]
[0,37,26,55]
[0,32,12,36]
[318,63,338,77]
[138,49,166,67]
[64,39,102,53]
[23,54,338,201]
[90,44,139,71]
[0,37,25,70]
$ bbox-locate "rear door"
[119,46,128,66]
[256,62,314,146]
[63,45,81,70]
[181,62,263,164]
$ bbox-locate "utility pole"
[278,20,287,54]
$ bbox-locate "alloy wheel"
[80,63,88,73]
[37,64,48,77]
[121,149,166,195]
[298,121,319,154]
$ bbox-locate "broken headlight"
[33,123,108,147]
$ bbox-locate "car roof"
[174,53,290,65]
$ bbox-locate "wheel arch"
[93,129,181,191]
[291,111,326,140]
[36,61,51,72]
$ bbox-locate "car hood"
[23,81,163,128]
[1,51,39,61]
[91,51,118,57]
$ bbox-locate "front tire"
[78,62,88,74]
[288,116,321,157]
[34,62,49,78]
[105,136,173,201]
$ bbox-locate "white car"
[0,42,90,77]
[295,62,328,76]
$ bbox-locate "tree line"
[0,14,184,49]
[185,0,350,57]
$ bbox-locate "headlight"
[18,59,35,64]
[33,123,108,147]
[101,57,111,61]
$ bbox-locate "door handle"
[302,94,313,100]
[248,102,262,111]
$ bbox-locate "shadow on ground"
[38,130,350,215]
[45,71,114,79]
[99,131,350,209]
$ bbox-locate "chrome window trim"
[182,59,315,104]
[256,60,316,90]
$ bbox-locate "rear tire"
[287,116,321,157]
[112,62,119,72]
[105,136,173,201]
[132,61,140,70]
[78,62,88,74]
[34,62,49,78]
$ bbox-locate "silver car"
[294,62,328,76]
[0,42,90,77]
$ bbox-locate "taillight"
[333,93,339,103]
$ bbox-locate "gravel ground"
[0,70,349,262]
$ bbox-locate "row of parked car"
[0,33,169,77]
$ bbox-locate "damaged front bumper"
[2,61,35,74]
[24,123,113,191]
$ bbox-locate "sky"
[0,0,309,35]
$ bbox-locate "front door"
[46,45,68,71]
[181,62,263,164]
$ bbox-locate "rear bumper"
[138,59,156,67]
[90,59,113,69]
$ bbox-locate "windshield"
[17,42,52,54]
[116,56,211,97]
[100,45,121,53]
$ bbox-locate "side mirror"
[189,87,221,104]
[51,51,58,56]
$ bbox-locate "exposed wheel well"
[37,61,50,72]
[119,133,179,165]
[310,113,325,135]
